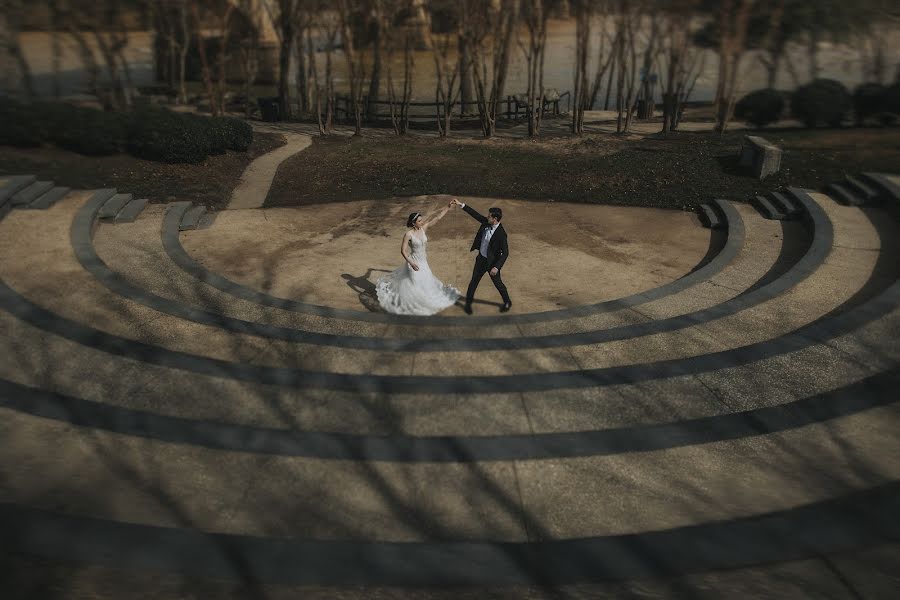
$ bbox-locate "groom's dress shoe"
[500,301,512,313]
[464,304,473,315]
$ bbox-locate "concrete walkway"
[226,126,312,210]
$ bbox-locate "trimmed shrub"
[734,88,785,128]
[50,106,130,156]
[791,78,852,128]
[0,96,44,147]
[185,113,229,155]
[127,107,211,164]
[853,83,888,125]
[883,82,900,122]
[218,116,253,151]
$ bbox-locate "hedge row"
[735,80,900,129]
[0,98,253,163]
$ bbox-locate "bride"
[376,200,460,315]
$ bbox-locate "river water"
[14,20,900,106]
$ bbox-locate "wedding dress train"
[376,231,460,315]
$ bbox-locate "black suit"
[462,204,511,307]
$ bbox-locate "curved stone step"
[1,280,893,442]
[24,186,70,210]
[0,188,893,387]
[4,540,898,597]
[10,180,54,207]
[166,202,737,328]
[0,174,36,204]
[91,199,791,343]
[85,195,803,351]
[0,398,896,569]
[0,384,897,537]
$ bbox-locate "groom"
[450,198,512,314]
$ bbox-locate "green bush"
[791,79,852,128]
[852,83,889,125]
[883,82,900,122]
[51,105,130,156]
[734,88,785,128]
[0,96,44,147]
[218,116,253,151]
[127,107,211,164]
[185,113,228,155]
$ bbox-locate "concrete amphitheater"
[0,171,898,598]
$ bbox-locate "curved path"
[226,128,312,210]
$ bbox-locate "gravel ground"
[0,132,286,210]
[265,127,900,211]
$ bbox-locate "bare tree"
[2,0,36,99]
[465,0,521,138]
[713,0,758,133]
[191,0,234,116]
[428,20,462,137]
[265,0,302,119]
[588,6,616,111]
[612,0,641,133]
[337,0,370,135]
[571,0,591,133]
[309,10,338,134]
[520,0,550,136]
[657,0,703,133]
[386,26,414,135]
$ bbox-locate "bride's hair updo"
[406,212,421,228]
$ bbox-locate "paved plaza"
[0,166,898,598]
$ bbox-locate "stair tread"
[753,195,786,219]
[179,205,207,230]
[0,175,36,204]
[826,182,864,206]
[98,193,134,220]
[10,181,54,206]
[114,198,149,223]
[25,186,70,210]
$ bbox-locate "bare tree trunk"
[191,1,219,115]
[337,0,366,135]
[715,0,756,133]
[4,0,35,99]
[277,0,297,120]
[215,7,234,115]
[807,30,819,81]
[368,0,386,121]
[323,21,337,132]
[603,45,616,110]
[468,0,520,138]
[178,0,190,104]
[458,31,471,116]
[522,0,549,137]
[571,0,590,134]
[296,20,308,113]
[49,0,62,98]
[588,27,614,111]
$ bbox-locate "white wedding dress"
[376,230,460,315]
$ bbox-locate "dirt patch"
[265,128,900,211]
[0,131,286,210]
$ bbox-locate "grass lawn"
[0,132,286,210]
[265,127,900,210]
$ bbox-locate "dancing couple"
[375,198,512,316]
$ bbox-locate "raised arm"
[421,205,450,231]
[451,198,487,224]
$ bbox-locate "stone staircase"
[0,173,898,597]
